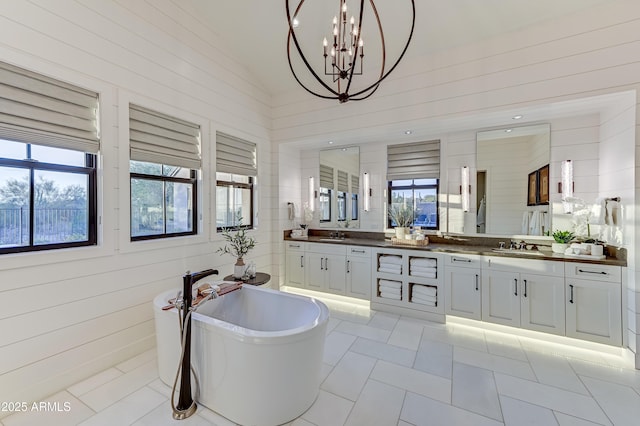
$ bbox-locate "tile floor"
[3,294,640,426]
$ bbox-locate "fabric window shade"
[129,104,201,169]
[0,61,99,153]
[319,164,334,189]
[351,175,359,194]
[387,140,440,180]
[216,132,257,176]
[337,170,349,193]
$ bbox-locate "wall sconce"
[559,160,573,198]
[460,166,470,212]
[363,172,371,212]
[308,176,316,211]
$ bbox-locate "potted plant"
[388,205,414,239]
[217,215,256,278]
[551,230,574,254]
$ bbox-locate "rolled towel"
[412,285,437,297]
[410,266,437,273]
[379,279,402,289]
[410,258,437,268]
[379,283,402,292]
[378,265,402,274]
[379,255,403,265]
[412,293,436,303]
[411,271,437,279]
[411,297,436,307]
[379,291,401,300]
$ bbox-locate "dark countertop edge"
[283,236,627,267]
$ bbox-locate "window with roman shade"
[387,140,440,180]
[337,170,349,193]
[319,164,334,189]
[216,131,257,176]
[129,104,201,170]
[0,61,99,153]
[351,175,359,194]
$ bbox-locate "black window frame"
[387,178,440,230]
[351,193,359,221]
[130,166,198,241]
[0,143,97,254]
[319,187,332,222]
[215,176,254,232]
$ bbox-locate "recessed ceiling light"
[512,115,523,120]
[505,129,513,133]
[404,130,412,135]
[328,141,334,144]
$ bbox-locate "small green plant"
[216,214,256,259]
[388,204,414,228]
[552,230,574,244]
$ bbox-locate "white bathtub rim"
[154,285,330,345]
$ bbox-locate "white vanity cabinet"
[345,246,372,299]
[305,243,347,295]
[564,262,622,346]
[481,257,565,336]
[285,241,306,288]
[444,254,482,321]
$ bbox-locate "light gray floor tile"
[370,360,451,404]
[345,379,405,426]
[526,351,589,395]
[581,375,640,426]
[350,337,416,367]
[387,318,424,350]
[485,331,528,361]
[2,391,95,426]
[494,373,611,425]
[78,387,165,426]
[323,331,357,366]
[454,346,537,380]
[67,368,123,398]
[554,412,606,426]
[569,358,640,392]
[116,349,157,373]
[500,395,558,426]
[131,401,213,426]
[321,351,376,401]
[367,311,399,330]
[401,392,503,426]
[335,321,392,342]
[452,362,502,421]
[301,390,353,426]
[414,338,453,379]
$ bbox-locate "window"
[0,141,97,253]
[0,61,100,254]
[351,193,358,221]
[337,191,347,221]
[319,187,331,222]
[216,132,257,231]
[216,173,253,230]
[130,161,196,239]
[129,104,201,241]
[388,179,439,230]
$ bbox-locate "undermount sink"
[491,248,544,256]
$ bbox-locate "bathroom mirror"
[475,124,551,235]
[318,146,360,228]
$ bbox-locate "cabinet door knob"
[514,278,518,296]
[300,255,304,268]
[523,279,527,297]
[346,260,350,273]
[569,284,574,304]
[475,274,479,291]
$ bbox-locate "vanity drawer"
[444,253,481,268]
[482,256,564,277]
[347,246,371,257]
[306,242,347,255]
[285,241,306,252]
[564,262,621,283]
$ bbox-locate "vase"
[395,227,407,239]
[233,257,246,279]
[551,243,569,254]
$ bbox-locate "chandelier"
[286,0,416,103]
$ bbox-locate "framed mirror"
[476,124,550,235]
[318,146,360,228]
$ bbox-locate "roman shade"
[337,170,349,193]
[387,140,440,180]
[216,132,257,176]
[351,175,359,194]
[0,61,99,153]
[319,164,334,189]
[129,104,201,169]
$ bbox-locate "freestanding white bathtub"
[153,284,329,426]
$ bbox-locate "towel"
[591,198,606,225]
[410,266,437,273]
[543,211,550,234]
[411,271,437,279]
[412,294,437,303]
[379,291,401,300]
[379,255,402,265]
[411,297,436,306]
[521,211,530,235]
[606,200,621,226]
[379,283,402,292]
[410,258,437,268]
[529,211,542,236]
[412,285,437,297]
[477,197,486,226]
[378,266,402,274]
[378,279,402,289]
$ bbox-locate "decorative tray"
[391,237,429,246]
[564,253,606,260]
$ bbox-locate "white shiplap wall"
[0,0,273,407]
[274,1,640,367]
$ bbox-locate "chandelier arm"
[350,83,381,101]
[349,0,415,100]
[343,0,366,98]
[286,0,340,98]
[287,32,339,100]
